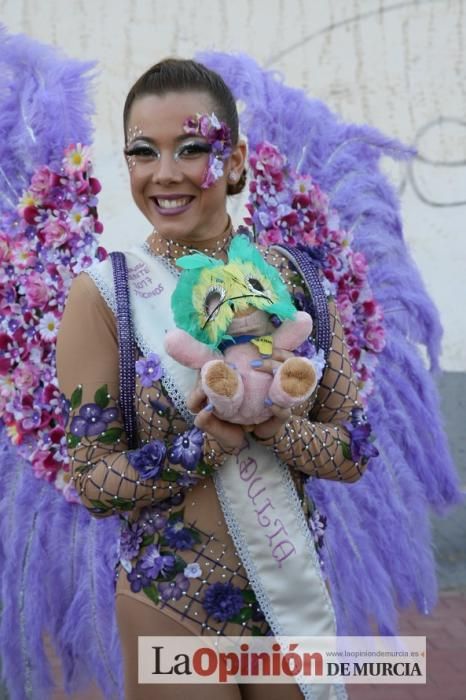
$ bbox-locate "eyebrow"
[126,133,205,145]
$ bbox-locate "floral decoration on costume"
[183,112,232,189]
[246,141,385,401]
[135,351,164,387]
[342,406,380,465]
[0,144,106,496]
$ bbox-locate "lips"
[150,194,195,216]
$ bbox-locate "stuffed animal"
[164,235,319,425]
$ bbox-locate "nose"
[151,151,183,185]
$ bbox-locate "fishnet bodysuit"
[56,240,365,637]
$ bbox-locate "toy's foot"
[268,357,317,407]
[201,360,244,419]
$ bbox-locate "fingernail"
[272,367,278,375]
[250,359,263,367]
[264,398,273,407]
[204,403,214,412]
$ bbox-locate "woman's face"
[125,91,245,242]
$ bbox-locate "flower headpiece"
[183,112,232,188]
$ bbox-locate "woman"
[56,58,366,700]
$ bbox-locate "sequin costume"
[56,238,365,638]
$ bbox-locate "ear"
[227,138,247,182]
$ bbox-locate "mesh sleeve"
[56,273,227,518]
[259,247,367,483]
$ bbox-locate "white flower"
[184,562,202,579]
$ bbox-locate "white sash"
[85,242,346,700]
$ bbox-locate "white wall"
[2,0,465,370]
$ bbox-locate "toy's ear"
[176,253,223,270]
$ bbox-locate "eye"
[177,142,211,159]
[204,286,225,319]
[247,277,265,292]
[124,145,159,159]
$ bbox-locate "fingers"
[186,379,206,413]
[252,413,290,441]
[250,349,294,375]
[194,411,246,450]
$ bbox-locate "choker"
[147,219,234,262]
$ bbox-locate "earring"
[228,172,238,182]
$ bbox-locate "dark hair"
[123,58,246,195]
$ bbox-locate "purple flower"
[168,428,203,470]
[127,562,153,593]
[159,573,190,601]
[202,581,244,622]
[343,407,380,464]
[309,508,327,549]
[128,440,166,480]
[120,521,145,560]
[137,507,167,535]
[138,544,176,580]
[135,352,163,387]
[164,518,195,550]
[294,338,316,358]
[69,403,118,437]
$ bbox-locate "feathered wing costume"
[0,28,461,699]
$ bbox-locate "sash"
[85,242,346,700]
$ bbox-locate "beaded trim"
[110,252,138,450]
[273,244,331,361]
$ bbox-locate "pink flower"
[364,325,385,352]
[351,251,369,277]
[12,361,41,392]
[261,228,283,245]
[30,166,60,195]
[24,272,50,308]
[338,296,354,324]
[254,142,286,174]
[0,232,10,263]
[42,218,70,248]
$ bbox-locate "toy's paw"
[268,357,317,407]
[201,360,244,419]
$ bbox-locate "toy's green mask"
[171,235,296,348]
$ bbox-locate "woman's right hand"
[187,380,246,452]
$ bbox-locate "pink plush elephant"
[164,306,317,426]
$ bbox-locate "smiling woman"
[55,57,368,700]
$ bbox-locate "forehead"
[126,91,215,138]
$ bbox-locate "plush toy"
[164,235,319,425]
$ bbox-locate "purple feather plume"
[196,50,462,634]
[0,27,124,699]
[0,24,96,218]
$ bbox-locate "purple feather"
[196,50,462,634]
[0,27,124,699]
[0,24,96,218]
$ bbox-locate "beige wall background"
[2,0,465,370]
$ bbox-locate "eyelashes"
[124,141,212,159]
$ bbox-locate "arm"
[254,298,366,482]
[56,273,229,518]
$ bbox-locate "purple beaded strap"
[109,251,138,449]
[273,244,331,360]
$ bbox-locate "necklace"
[146,217,234,263]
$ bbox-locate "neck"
[148,216,233,262]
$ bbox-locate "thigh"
[115,591,242,700]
